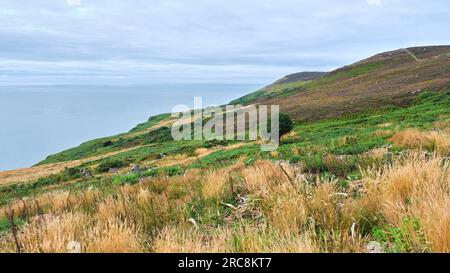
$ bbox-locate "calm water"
[0,84,260,171]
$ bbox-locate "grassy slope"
[35,46,450,167]
[37,113,172,165]
[1,91,448,206]
[0,91,448,253]
[230,72,327,105]
[0,46,449,253]
[233,46,450,121]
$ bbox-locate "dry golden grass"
[434,119,450,132]
[153,227,231,253]
[373,130,393,138]
[241,161,287,195]
[15,212,88,253]
[0,189,103,220]
[239,160,360,252]
[364,152,450,252]
[229,226,316,253]
[153,225,316,253]
[11,213,144,253]
[389,129,450,155]
[202,160,245,198]
[364,146,389,159]
[1,150,448,253]
[83,219,144,253]
[241,161,308,233]
[378,122,393,128]
[202,169,229,199]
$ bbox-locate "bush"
[142,166,184,178]
[96,159,129,173]
[112,173,140,185]
[202,140,229,149]
[62,167,82,180]
[145,126,173,143]
[279,113,293,137]
[102,140,113,147]
[161,165,184,177]
[302,154,360,177]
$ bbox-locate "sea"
[0,84,260,171]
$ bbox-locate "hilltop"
[232,46,450,120]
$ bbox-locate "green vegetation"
[0,90,448,254]
[373,217,429,253]
[310,61,384,86]
[279,113,294,137]
[230,81,309,105]
[96,159,129,173]
[190,145,260,169]
[0,217,24,234]
[2,91,448,207]
[37,114,173,165]
[230,62,385,105]
[2,45,450,253]
[129,113,171,133]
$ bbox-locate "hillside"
[0,46,449,253]
[232,46,450,121]
[30,45,449,166]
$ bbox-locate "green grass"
[112,165,185,186]
[305,61,385,89]
[373,217,429,253]
[190,144,261,169]
[129,113,171,133]
[0,217,25,234]
[231,81,310,105]
[2,91,448,208]
[37,114,173,165]
[277,91,449,159]
[230,62,385,105]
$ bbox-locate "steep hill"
[0,46,449,253]
[232,46,450,121]
[272,72,328,84]
[20,45,450,167]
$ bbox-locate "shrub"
[289,155,301,164]
[96,159,129,173]
[145,126,173,143]
[112,173,140,185]
[202,140,229,149]
[141,166,184,178]
[279,113,293,137]
[102,140,113,147]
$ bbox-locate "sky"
[0,0,449,85]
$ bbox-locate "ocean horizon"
[0,83,261,171]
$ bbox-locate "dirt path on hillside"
[0,144,156,186]
[0,142,249,186]
[155,143,247,168]
[0,119,177,186]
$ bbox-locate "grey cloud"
[0,0,449,85]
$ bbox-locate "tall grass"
[0,149,448,253]
[390,129,450,155]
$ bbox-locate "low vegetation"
[0,91,448,253]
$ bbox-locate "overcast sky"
[0,0,449,85]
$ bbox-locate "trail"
[403,48,422,62]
